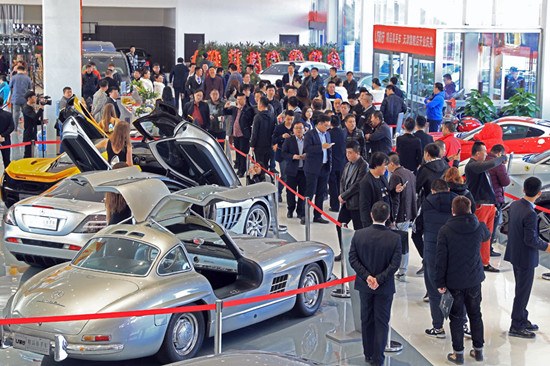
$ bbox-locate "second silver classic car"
[2,169,334,363]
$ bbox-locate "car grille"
[216,207,242,230]
[14,253,68,267]
[20,238,65,249]
[270,275,289,294]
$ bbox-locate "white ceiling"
[2,0,177,8]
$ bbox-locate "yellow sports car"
[1,97,109,207]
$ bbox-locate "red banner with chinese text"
[373,25,437,57]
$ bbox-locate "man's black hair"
[435,82,444,91]
[153,63,160,67]
[372,110,384,122]
[177,57,184,63]
[235,92,245,98]
[431,179,449,193]
[330,66,337,72]
[443,73,452,80]
[371,201,390,222]
[443,121,456,133]
[284,110,295,117]
[490,144,506,154]
[385,84,395,92]
[370,152,389,168]
[240,84,253,93]
[346,71,354,76]
[266,84,276,90]
[311,67,319,72]
[216,67,224,73]
[62,86,72,93]
[416,115,427,128]
[404,117,415,132]
[343,114,356,124]
[372,78,381,87]
[388,152,400,166]
[258,80,268,89]
[316,114,331,124]
[258,96,269,108]
[346,140,361,152]
[425,143,440,159]
[524,177,542,198]
[246,64,254,70]
[228,63,237,71]
[288,96,299,108]
[108,86,120,94]
[390,76,398,85]
[471,141,486,156]
[327,81,336,86]
[289,62,296,68]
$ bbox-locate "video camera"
[37,94,52,106]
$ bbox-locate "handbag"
[439,290,454,320]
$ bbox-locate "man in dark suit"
[359,152,391,228]
[250,96,276,169]
[328,116,347,212]
[414,115,434,150]
[504,177,550,339]
[281,62,297,86]
[106,86,121,118]
[0,96,14,167]
[183,89,211,131]
[366,111,392,155]
[170,57,189,111]
[335,140,368,260]
[396,117,422,173]
[349,201,401,366]
[304,114,333,224]
[224,92,255,177]
[282,120,307,220]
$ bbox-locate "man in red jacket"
[440,122,461,167]
[487,144,510,256]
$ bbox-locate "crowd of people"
[1,52,550,366]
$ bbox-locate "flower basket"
[246,51,263,73]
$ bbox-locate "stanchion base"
[331,287,351,298]
[385,340,403,353]
[277,225,288,234]
[326,330,362,343]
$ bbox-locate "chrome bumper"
[1,328,123,361]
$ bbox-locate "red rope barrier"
[504,192,550,214]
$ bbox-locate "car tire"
[537,202,550,242]
[244,204,269,238]
[294,263,324,317]
[157,309,205,363]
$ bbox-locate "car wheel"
[157,310,205,363]
[537,203,550,242]
[294,263,324,317]
[244,204,269,237]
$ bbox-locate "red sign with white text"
[373,25,437,57]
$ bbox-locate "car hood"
[12,265,139,335]
[4,157,78,182]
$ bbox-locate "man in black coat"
[366,111,392,155]
[224,92,255,177]
[281,62,297,86]
[335,141,368,260]
[414,116,434,150]
[436,196,489,364]
[304,114,333,224]
[416,143,448,203]
[170,57,189,111]
[0,97,14,167]
[183,89,211,131]
[282,120,307,220]
[328,116,347,212]
[359,152,392,228]
[349,201,401,366]
[504,177,550,339]
[250,96,276,168]
[22,91,44,158]
[105,86,121,118]
[417,179,456,339]
[396,117,422,173]
[380,85,407,127]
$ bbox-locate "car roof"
[496,116,550,127]
[99,222,181,253]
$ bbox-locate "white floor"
[278,199,550,366]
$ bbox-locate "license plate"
[25,215,58,231]
[13,334,51,355]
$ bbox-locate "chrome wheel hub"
[246,207,268,237]
[302,270,320,308]
[172,314,198,356]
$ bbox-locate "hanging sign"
[373,25,437,57]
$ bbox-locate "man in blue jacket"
[424,82,445,132]
[504,177,550,339]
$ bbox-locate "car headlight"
[74,214,107,233]
[4,206,17,226]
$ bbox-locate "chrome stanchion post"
[385,319,403,352]
[272,173,280,239]
[225,137,232,161]
[30,140,35,158]
[332,224,350,298]
[214,300,223,355]
[305,197,311,241]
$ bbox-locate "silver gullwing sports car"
[1,169,334,363]
[3,115,276,267]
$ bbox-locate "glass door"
[407,56,435,116]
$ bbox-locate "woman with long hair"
[443,167,476,211]
[302,107,314,131]
[99,103,119,134]
[107,121,133,166]
[105,162,132,225]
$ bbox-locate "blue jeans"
[428,119,442,133]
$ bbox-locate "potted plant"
[500,88,540,117]
[463,89,497,123]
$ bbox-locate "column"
[326,0,339,44]
[360,0,375,73]
[42,0,82,156]
[175,2,185,62]
[540,0,550,119]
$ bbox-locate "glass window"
[82,54,129,77]
[158,246,191,275]
[526,150,550,164]
[526,127,544,138]
[263,64,289,75]
[73,237,160,276]
[501,124,529,140]
[43,178,104,202]
[374,52,390,81]
[442,32,463,95]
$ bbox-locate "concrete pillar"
[360,0,374,73]
[175,2,185,63]
[326,0,339,44]
[42,0,82,156]
[540,0,550,119]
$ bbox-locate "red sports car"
[433,116,550,161]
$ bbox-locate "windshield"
[43,177,105,202]
[82,53,129,77]
[73,237,160,276]
[456,125,484,140]
[525,150,550,164]
[262,64,290,75]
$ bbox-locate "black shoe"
[313,217,329,224]
[334,254,341,261]
[469,349,483,362]
[237,173,245,178]
[542,272,550,281]
[416,266,424,275]
[490,249,501,257]
[329,207,339,212]
[483,264,500,273]
[300,217,305,225]
[364,356,373,364]
[270,169,279,174]
[447,352,464,365]
[525,321,539,332]
[287,212,293,219]
[425,327,446,338]
[508,327,536,339]
[278,196,283,203]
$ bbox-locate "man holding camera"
[0,96,14,167]
[22,91,44,158]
